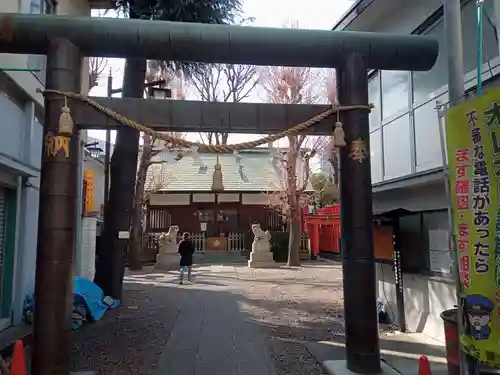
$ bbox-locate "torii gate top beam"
[0,14,438,71]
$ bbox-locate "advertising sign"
[446,87,500,366]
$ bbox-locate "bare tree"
[128,63,188,269]
[323,68,338,104]
[191,63,259,145]
[88,57,108,90]
[261,61,327,266]
[322,69,340,186]
[129,131,185,270]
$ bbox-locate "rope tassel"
[58,96,74,135]
[333,121,346,147]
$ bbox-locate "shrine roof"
[144,148,314,192]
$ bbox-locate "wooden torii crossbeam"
[0,14,437,69]
[76,97,335,134]
[0,13,438,375]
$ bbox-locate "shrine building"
[143,148,312,254]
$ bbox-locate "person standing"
[178,232,195,284]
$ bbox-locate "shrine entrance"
[0,12,438,375]
[195,206,239,238]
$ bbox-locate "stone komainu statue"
[156,225,180,270]
[158,226,179,253]
[251,224,271,243]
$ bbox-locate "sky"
[87,0,354,146]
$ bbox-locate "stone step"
[193,251,247,265]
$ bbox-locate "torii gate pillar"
[337,53,381,373]
[33,38,81,375]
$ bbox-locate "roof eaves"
[332,0,379,30]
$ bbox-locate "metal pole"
[32,38,81,375]
[393,217,406,333]
[104,70,112,207]
[443,0,466,104]
[437,100,468,375]
[476,0,484,95]
[337,53,381,374]
[443,1,466,374]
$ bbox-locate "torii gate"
[0,14,438,375]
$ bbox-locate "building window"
[146,208,171,231]
[30,0,55,13]
[369,73,381,130]
[422,210,451,274]
[382,114,412,180]
[413,93,447,172]
[28,0,50,84]
[43,0,56,13]
[198,210,214,222]
[412,20,448,104]
[265,210,283,231]
[370,129,383,183]
[462,0,498,75]
[381,70,410,121]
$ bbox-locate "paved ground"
[71,261,347,375]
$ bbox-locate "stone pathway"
[152,265,277,375]
[71,261,345,375]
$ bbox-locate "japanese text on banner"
[445,87,500,366]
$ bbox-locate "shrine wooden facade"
[147,191,284,236]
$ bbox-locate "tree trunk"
[129,135,152,271]
[287,213,301,266]
[94,57,146,298]
[128,198,144,271]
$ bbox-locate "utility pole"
[102,74,169,218]
[442,1,466,375]
[444,0,465,104]
[104,69,112,207]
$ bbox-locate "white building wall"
[0,0,91,326]
[376,263,456,343]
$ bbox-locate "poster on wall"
[445,87,500,366]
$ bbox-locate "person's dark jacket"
[178,239,195,266]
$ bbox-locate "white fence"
[176,232,206,252]
[228,232,245,252]
[175,232,245,252]
[300,233,309,250]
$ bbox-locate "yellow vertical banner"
[83,169,95,215]
[446,87,500,366]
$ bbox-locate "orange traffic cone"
[10,340,27,375]
[419,355,432,375]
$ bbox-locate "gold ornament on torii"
[348,138,368,164]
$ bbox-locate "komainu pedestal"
[248,224,276,268]
[155,225,179,270]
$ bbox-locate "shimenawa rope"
[39,89,373,152]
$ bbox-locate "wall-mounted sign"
[83,169,94,216]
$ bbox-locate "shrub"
[270,231,289,262]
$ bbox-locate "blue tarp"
[23,277,120,330]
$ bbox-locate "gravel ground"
[71,260,347,375]
[71,270,182,374]
[233,261,346,375]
